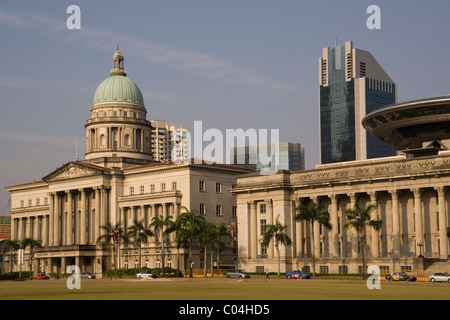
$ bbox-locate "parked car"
[79,272,96,279]
[385,272,417,282]
[428,272,450,282]
[285,270,310,279]
[33,273,50,280]
[137,271,157,279]
[226,269,250,279]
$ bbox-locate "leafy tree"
[295,201,332,278]
[21,238,42,274]
[127,219,154,269]
[97,222,129,270]
[262,215,292,277]
[3,239,20,272]
[176,206,205,277]
[344,202,382,280]
[151,214,174,277]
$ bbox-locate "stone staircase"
[423,260,450,274]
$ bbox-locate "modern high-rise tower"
[319,40,397,164]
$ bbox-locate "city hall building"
[5,49,249,277]
[234,95,450,274]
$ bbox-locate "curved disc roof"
[362,95,450,151]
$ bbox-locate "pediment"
[43,162,107,182]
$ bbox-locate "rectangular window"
[161,183,166,192]
[36,198,40,206]
[129,187,134,196]
[172,181,177,190]
[260,203,266,214]
[140,185,145,194]
[338,266,348,274]
[150,184,155,193]
[215,205,222,216]
[44,197,48,205]
[20,200,24,208]
[232,206,237,218]
[216,182,222,193]
[28,199,32,207]
[260,219,267,235]
[199,203,206,215]
[199,181,206,192]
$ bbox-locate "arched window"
[100,134,106,147]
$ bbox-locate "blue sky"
[1,0,450,214]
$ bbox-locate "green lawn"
[0,278,449,300]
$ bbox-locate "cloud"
[0,9,297,92]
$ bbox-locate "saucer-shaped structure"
[362,95,450,155]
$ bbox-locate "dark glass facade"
[320,46,396,164]
[320,46,356,164]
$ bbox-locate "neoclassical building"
[5,49,249,277]
[234,95,450,275]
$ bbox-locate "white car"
[137,271,157,279]
[79,272,96,279]
[428,272,450,282]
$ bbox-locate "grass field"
[0,277,449,300]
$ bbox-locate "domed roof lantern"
[110,44,126,76]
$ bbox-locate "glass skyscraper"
[319,41,397,164]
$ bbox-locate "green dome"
[93,75,144,105]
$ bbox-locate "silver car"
[428,272,450,282]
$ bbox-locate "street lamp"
[417,241,424,258]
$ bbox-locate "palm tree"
[3,239,20,272]
[21,238,42,275]
[127,219,154,270]
[97,222,129,270]
[212,223,231,272]
[151,214,174,277]
[176,206,206,277]
[344,202,382,280]
[295,201,332,278]
[262,214,292,277]
[198,221,214,277]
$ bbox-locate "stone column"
[94,187,100,243]
[25,217,31,239]
[436,187,449,259]
[48,193,54,246]
[80,189,87,245]
[330,194,339,258]
[312,197,321,259]
[101,187,107,235]
[267,199,274,259]
[390,190,400,258]
[17,218,23,241]
[54,193,61,246]
[349,193,358,258]
[66,190,73,245]
[33,217,39,240]
[369,192,380,258]
[42,215,48,247]
[294,199,303,260]
[412,188,424,256]
[250,201,257,259]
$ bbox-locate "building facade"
[233,153,450,274]
[151,120,189,162]
[319,41,397,164]
[230,142,305,173]
[5,49,249,277]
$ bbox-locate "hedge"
[103,267,183,279]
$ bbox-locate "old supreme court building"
[6,49,247,277]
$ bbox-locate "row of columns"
[13,186,110,247]
[48,187,109,246]
[247,186,449,261]
[87,126,149,153]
